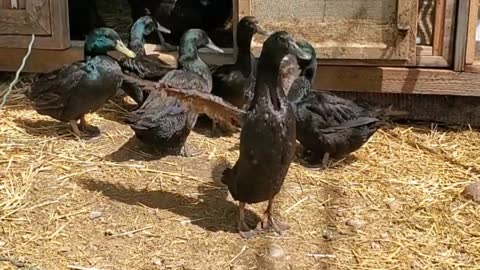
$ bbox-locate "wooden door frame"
[0,0,69,49]
[234,0,455,68]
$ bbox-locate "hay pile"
[0,77,479,270]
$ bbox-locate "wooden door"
[0,0,69,49]
[238,0,419,65]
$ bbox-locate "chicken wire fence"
[249,0,434,48]
[332,91,480,127]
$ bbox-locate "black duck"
[68,0,105,40]
[120,12,175,107]
[287,41,400,167]
[125,29,223,156]
[211,16,268,110]
[221,32,309,238]
[26,28,136,138]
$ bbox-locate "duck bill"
[115,40,136,58]
[255,25,270,36]
[288,40,310,60]
[156,22,171,34]
[205,38,224,53]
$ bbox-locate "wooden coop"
[1,0,480,118]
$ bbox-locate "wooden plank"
[232,0,238,62]
[238,0,250,17]
[466,0,478,64]
[442,0,456,64]
[453,0,470,71]
[0,0,69,49]
[0,0,10,8]
[25,0,51,34]
[47,0,69,49]
[397,0,412,31]
[313,65,480,97]
[0,42,235,73]
[432,0,445,55]
[417,45,433,56]
[0,9,50,35]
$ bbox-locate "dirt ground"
[0,73,479,270]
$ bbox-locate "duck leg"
[256,198,289,235]
[321,152,330,167]
[69,120,82,137]
[211,121,221,137]
[238,202,257,239]
[79,116,101,137]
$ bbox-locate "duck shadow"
[96,93,136,125]
[79,167,260,233]
[12,118,78,140]
[105,136,169,162]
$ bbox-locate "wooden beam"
[433,0,446,55]
[0,0,69,49]
[466,0,478,64]
[442,0,456,64]
[232,0,238,62]
[0,43,235,73]
[313,65,480,97]
[453,0,470,71]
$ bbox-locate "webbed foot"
[255,198,289,236]
[256,215,289,235]
[180,145,201,157]
[80,117,101,138]
[238,220,257,239]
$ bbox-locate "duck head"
[179,29,224,55]
[295,40,317,83]
[84,27,136,58]
[260,31,310,64]
[238,16,269,36]
[131,9,171,40]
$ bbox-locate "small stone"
[152,257,163,266]
[370,241,381,249]
[322,229,335,241]
[89,210,103,220]
[104,229,114,236]
[126,232,135,238]
[462,181,480,202]
[346,218,366,230]
[380,232,389,239]
[268,244,285,258]
[386,199,402,210]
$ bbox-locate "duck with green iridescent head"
[120,10,176,108]
[26,28,136,138]
[125,29,223,157]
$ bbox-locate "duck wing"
[126,90,185,130]
[212,65,254,109]
[121,55,175,80]
[26,62,87,113]
[306,91,372,125]
[123,73,245,129]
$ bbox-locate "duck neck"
[235,30,255,75]
[84,44,105,60]
[129,24,147,55]
[178,43,212,87]
[250,53,285,111]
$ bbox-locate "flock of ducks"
[24,12,405,238]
